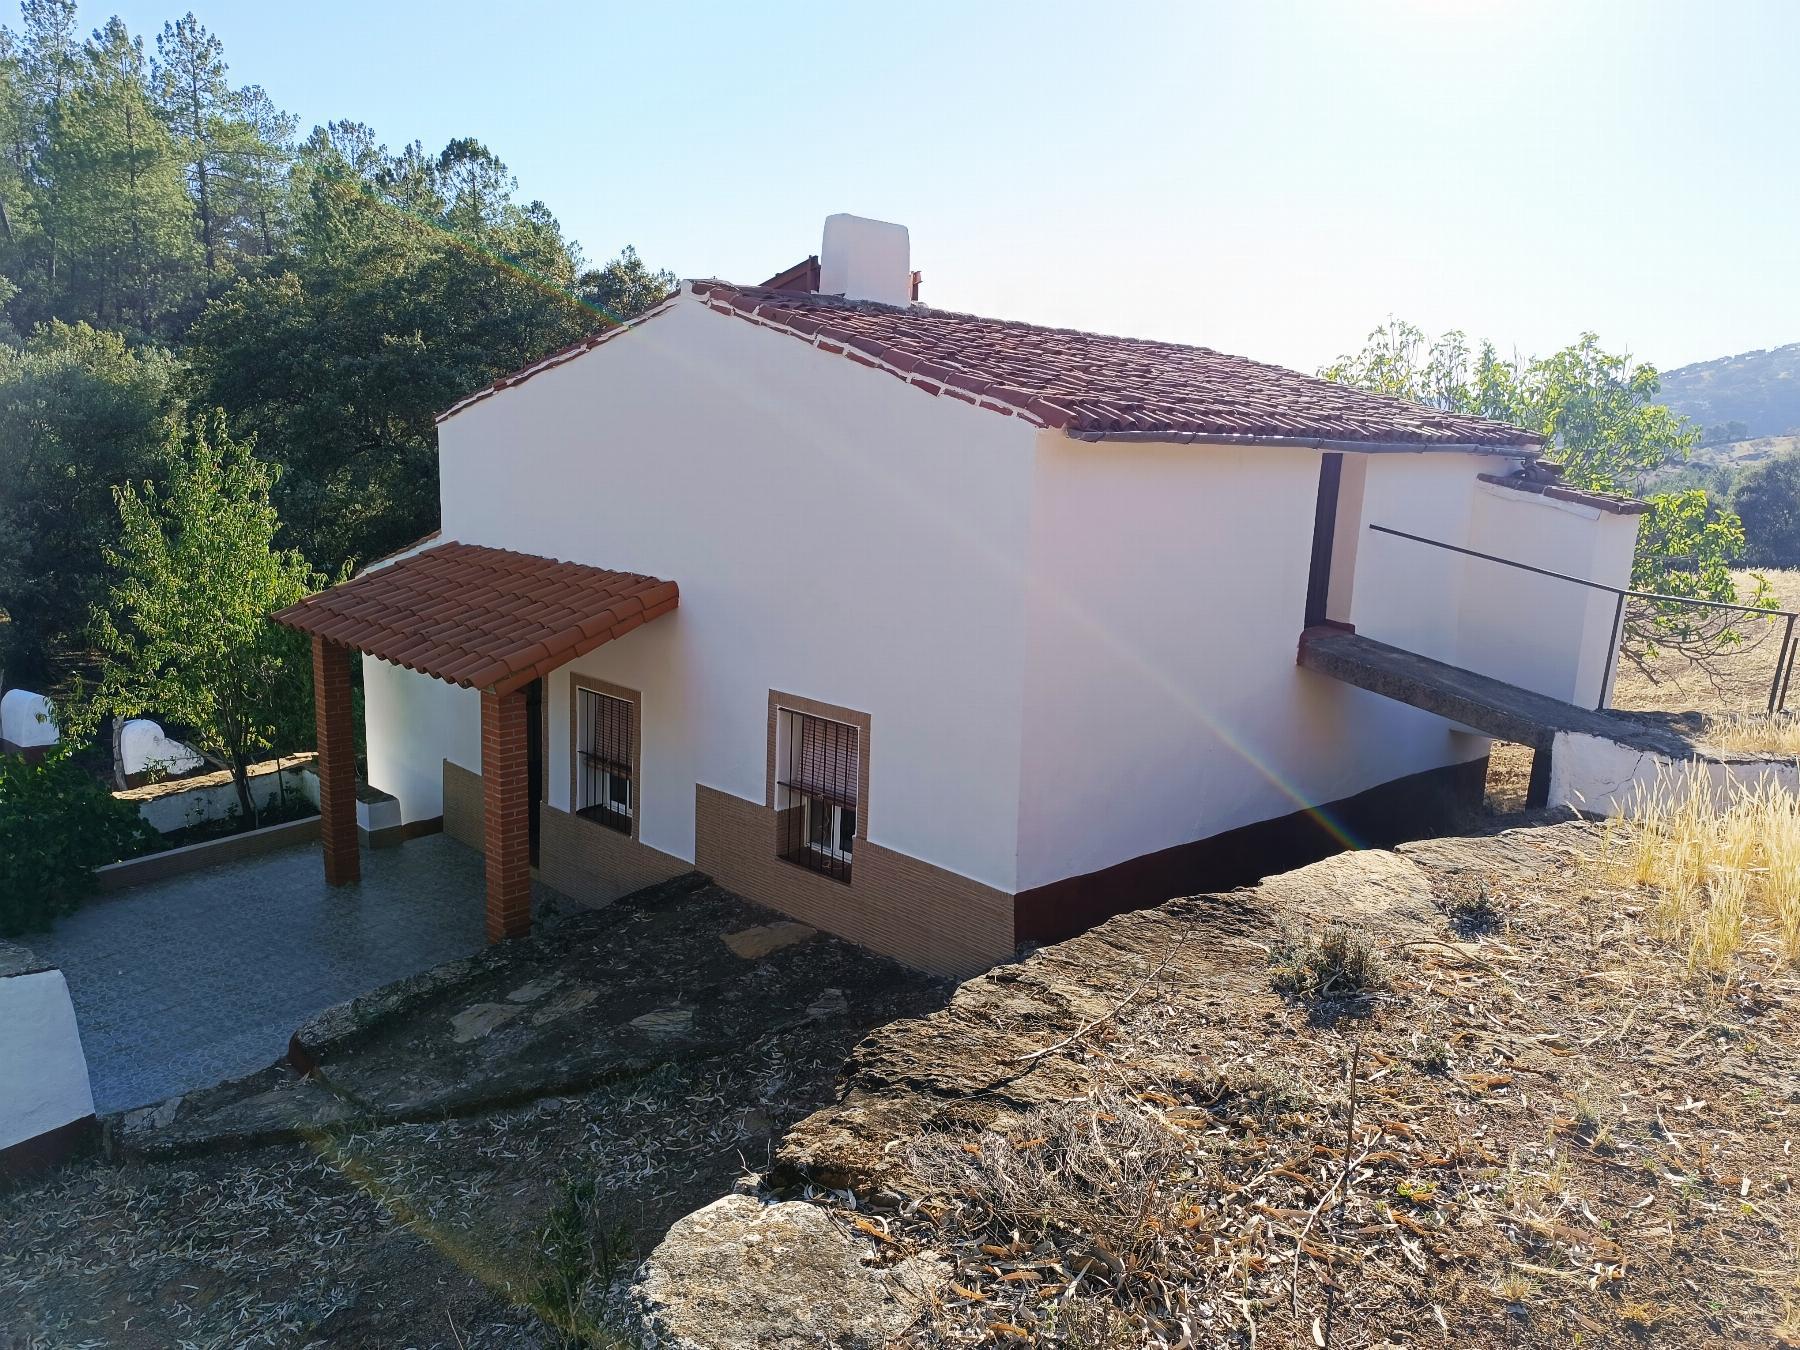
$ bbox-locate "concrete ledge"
[95,816,321,893]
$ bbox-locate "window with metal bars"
[575,687,633,834]
[776,708,857,883]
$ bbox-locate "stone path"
[34,834,553,1112]
[111,875,931,1160]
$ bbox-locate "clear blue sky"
[81,0,1800,375]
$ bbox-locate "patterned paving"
[35,835,551,1113]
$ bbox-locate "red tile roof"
[691,282,1541,452]
[273,542,678,696]
[1477,469,1650,516]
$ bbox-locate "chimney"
[817,213,912,306]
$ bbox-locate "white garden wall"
[1548,730,1800,817]
[1,688,57,750]
[0,965,94,1153]
[437,297,1036,893]
[124,759,318,833]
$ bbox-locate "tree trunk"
[231,754,259,830]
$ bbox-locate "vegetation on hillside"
[1657,341,1800,440]
[1324,322,1779,677]
[0,0,674,691]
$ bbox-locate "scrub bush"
[0,750,155,936]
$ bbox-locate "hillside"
[1658,344,1800,440]
[632,817,1800,1348]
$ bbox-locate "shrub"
[1269,922,1389,999]
[0,750,155,936]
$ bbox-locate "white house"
[275,214,1646,978]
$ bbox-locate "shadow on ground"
[1,874,950,1348]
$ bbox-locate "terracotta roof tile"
[690,282,1542,452]
[272,542,678,695]
[1476,469,1651,517]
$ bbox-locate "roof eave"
[1063,429,1541,456]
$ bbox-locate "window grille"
[576,688,633,834]
[777,708,857,883]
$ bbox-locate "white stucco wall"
[0,968,95,1151]
[132,762,319,833]
[362,654,482,824]
[118,718,206,779]
[436,297,1036,892]
[372,288,1644,904]
[1461,485,1642,707]
[1014,441,1499,891]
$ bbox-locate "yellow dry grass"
[1704,712,1800,755]
[1609,768,1800,972]
[1609,568,1800,717]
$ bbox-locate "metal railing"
[1368,524,1800,713]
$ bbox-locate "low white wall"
[0,967,95,1151]
[1548,729,1800,816]
[130,762,319,833]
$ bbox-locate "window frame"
[768,692,869,885]
[570,677,641,839]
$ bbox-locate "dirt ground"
[0,889,946,1348]
[773,819,1800,1348]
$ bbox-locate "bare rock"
[627,1193,942,1348]
[722,921,816,960]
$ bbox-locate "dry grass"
[1704,711,1800,756]
[1610,568,1800,717]
[817,820,1800,1348]
[1606,768,1800,970]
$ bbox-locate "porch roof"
[272,541,678,696]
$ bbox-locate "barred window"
[576,687,633,834]
[777,708,857,883]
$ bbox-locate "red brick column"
[311,636,361,886]
[481,688,532,942]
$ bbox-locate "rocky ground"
[728,815,1800,1348]
[0,880,947,1348]
[9,814,1800,1348]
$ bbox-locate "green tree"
[88,410,321,823]
[152,12,229,276]
[1730,453,1800,568]
[1323,320,1775,671]
[0,320,179,685]
[187,123,670,572]
[37,17,198,331]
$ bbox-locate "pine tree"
[38,18,197,331]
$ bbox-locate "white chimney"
[818,213,912,306]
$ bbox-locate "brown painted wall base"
[1014,756,1490,944]
[442,759,484,852]
[0,1113,98,1185]
[538,803,689,908]
[94,815,322,893]
[695,784,1013,980]
[363,815,443,849]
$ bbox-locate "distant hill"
[1656,343,1800,441]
